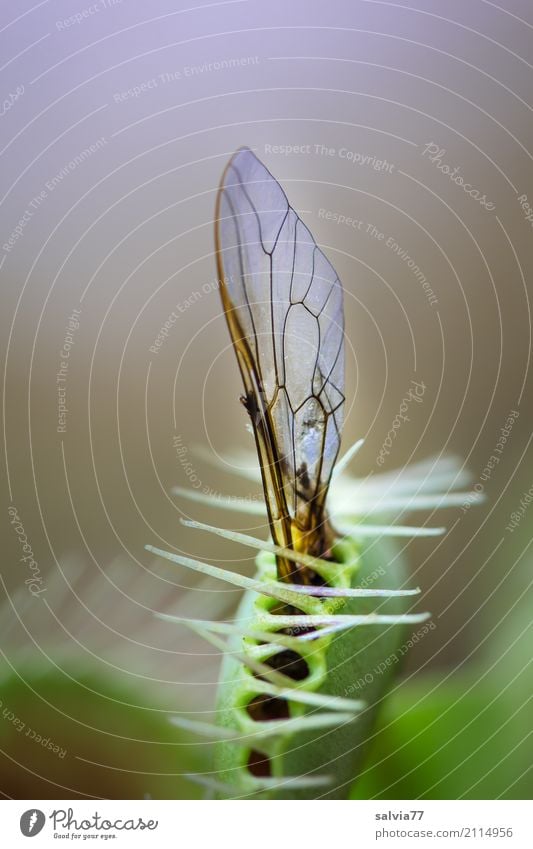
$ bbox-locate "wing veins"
[215,148,345,578]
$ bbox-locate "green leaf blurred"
[351,530,533,800]
[351,675,532,799]
[0,668,203,799]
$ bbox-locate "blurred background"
[1,0,532,798]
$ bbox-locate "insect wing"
[215,148,345,560]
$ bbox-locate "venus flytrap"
[150,149,479,799]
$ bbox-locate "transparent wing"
[215,148,345,575]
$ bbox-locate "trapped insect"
[215,147,346,583]
[148,148,478,798]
